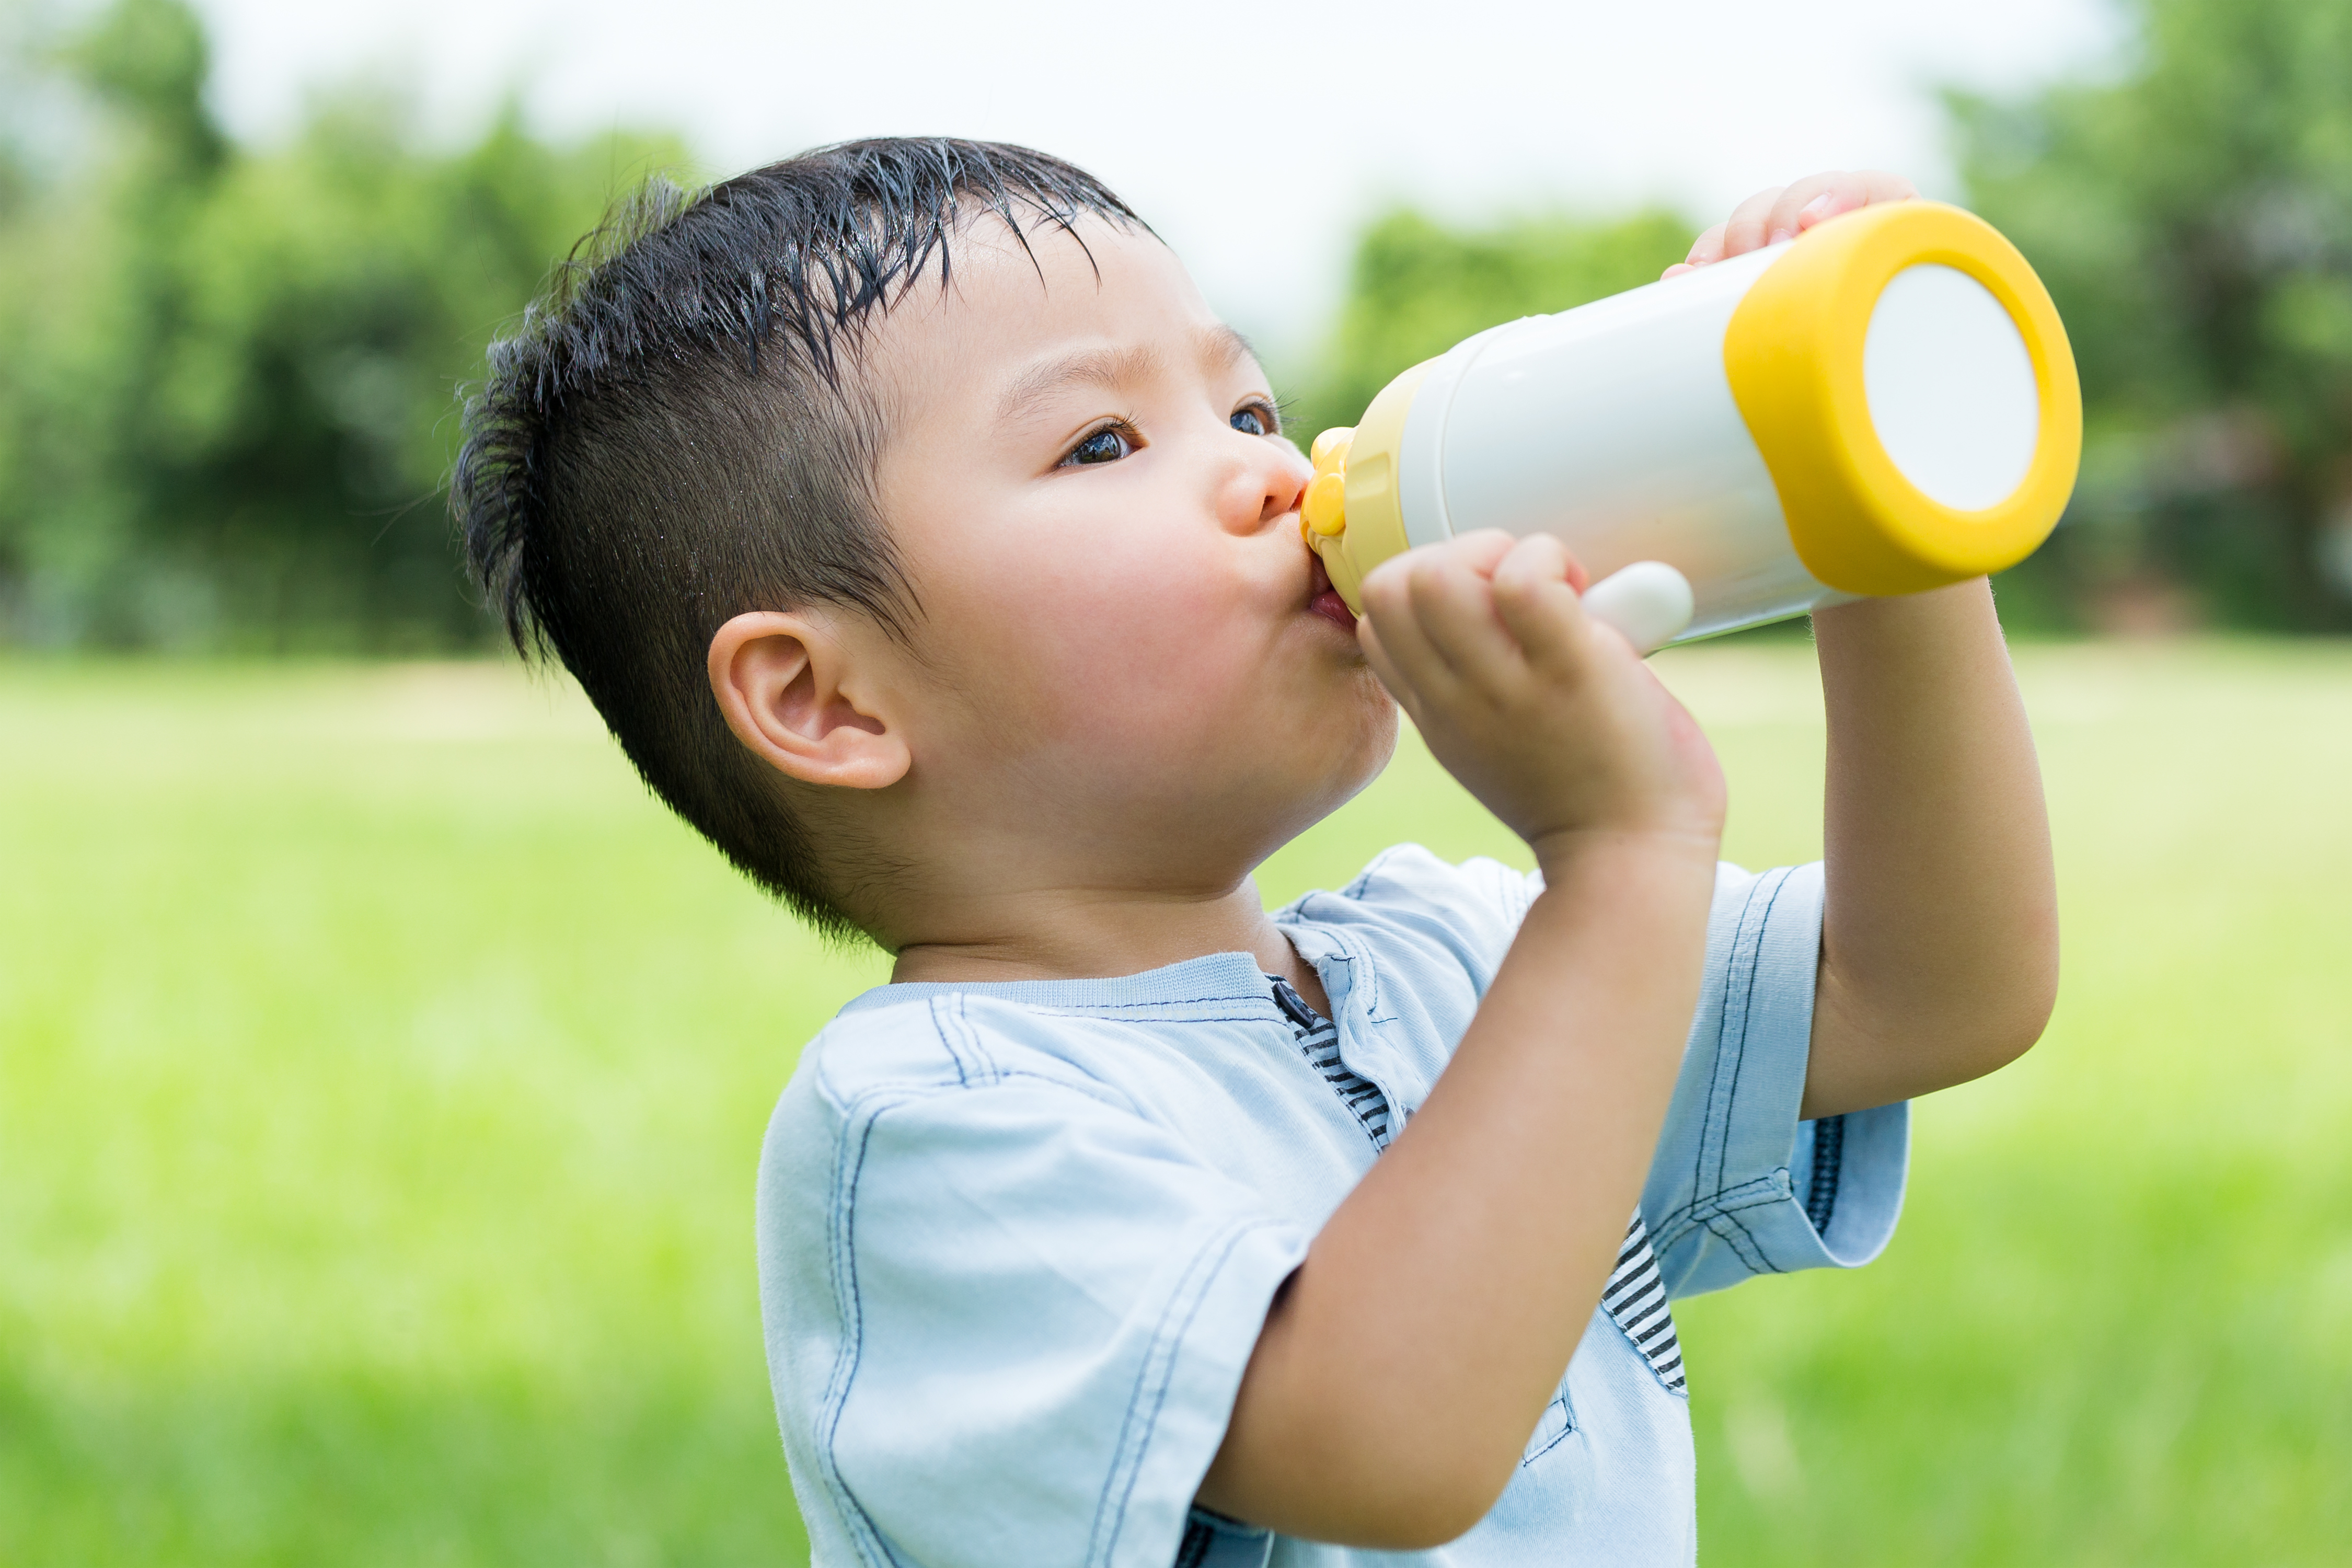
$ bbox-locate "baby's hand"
[1356,532,1725,861]
[1662,169,1918,280]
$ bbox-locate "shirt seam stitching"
[1087,1215,1281,1567]
[1696,867,1789,1203]
[1651,1171,1790,1253]
[815,1085,916,1568]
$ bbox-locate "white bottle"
[1302,200,2082,650]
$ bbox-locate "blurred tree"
[1954,0,2352,631]
[0,2,54,222]
[0,0,685,649]
[1295,207,1692,444]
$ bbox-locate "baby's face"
[864,216,1397,887]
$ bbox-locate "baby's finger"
[1441,528,1518,582]
[1717,186,1790,261]
[1854,168,1919,205]
[1763,172,1850,246]
[1668,221,1730,278]
[1791,169,1919,236]
[1485,529,1591,595]
[1405,549,1524,692]
[1488,535,1597,678]
[1359,552,1468,700]
[1787,171,1868,237]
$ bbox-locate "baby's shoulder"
[780,990,1160,1129]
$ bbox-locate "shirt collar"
[836,949,1276,1018]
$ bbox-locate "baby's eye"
[1230,402,1276,437]
[1063,425,1134,466]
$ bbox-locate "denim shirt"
[756,848,1908,1567]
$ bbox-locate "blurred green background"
[3,0,2350,1560]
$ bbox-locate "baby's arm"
[1670,170,2059,1115]
[1195,532,1727,1547]
[1803,581,2057,1115]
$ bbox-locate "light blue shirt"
[756,848,1907,1567]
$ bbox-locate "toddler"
[454,139,2056,1566]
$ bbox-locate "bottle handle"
[1580,562,1695,656]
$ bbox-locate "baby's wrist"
[1810,577,1992,638]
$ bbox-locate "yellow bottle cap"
[1721,200,2081,595]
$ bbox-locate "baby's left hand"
[1663,169,1918,280]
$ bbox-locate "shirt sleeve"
[789,1068,1307,1568]
[1643,860,1910,1299]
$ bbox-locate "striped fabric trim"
[1603,1213,1686,1393]
[1263,977,1683,1395]
[1267,977,1394,1150]
[1804,1113,1846,1235]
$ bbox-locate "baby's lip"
[1306,551,1357,632]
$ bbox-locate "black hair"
[453,137,1144,940]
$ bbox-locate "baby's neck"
[887,879,1329,1014]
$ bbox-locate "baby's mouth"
[1307,551,1357,632]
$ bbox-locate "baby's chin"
[1056,658,1396,849]
[1350,684,1404,775]
[1284,678,1402,813]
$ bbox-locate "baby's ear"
[707,610,911,790]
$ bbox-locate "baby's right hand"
[1356,532,1726,862]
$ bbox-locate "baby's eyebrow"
[994,343,1166,425]
[1196,323,1258,376]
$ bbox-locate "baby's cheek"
[1079,592,1255,715]
[1048,584,1267,744]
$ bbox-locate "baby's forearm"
[1197,833,1715,1548]
[1804,578,2058,1117]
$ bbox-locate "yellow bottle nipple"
[1302,426,1354,544]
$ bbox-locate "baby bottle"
[1302,200,2082,652]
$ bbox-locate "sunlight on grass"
[3,644,2347,1564]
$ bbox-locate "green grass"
[2,644,2347,1564]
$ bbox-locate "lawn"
[2,642,2346,1565]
